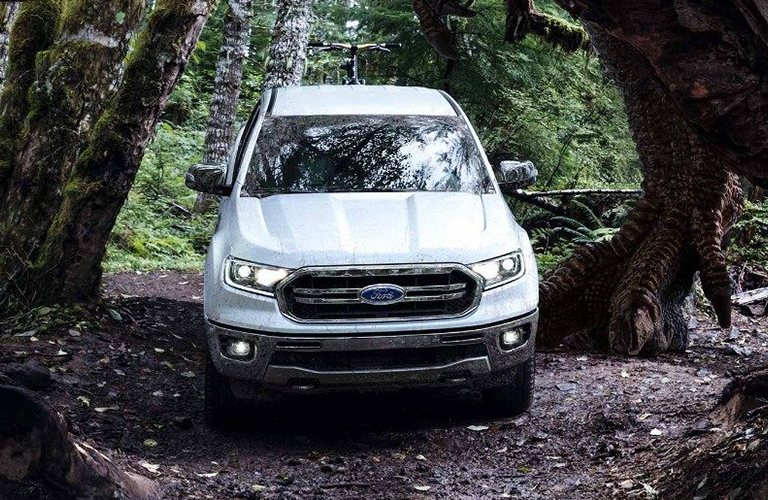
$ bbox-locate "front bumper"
[207,309,538,396]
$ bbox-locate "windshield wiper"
[251,187,318,198]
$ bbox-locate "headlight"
[470,252,525,290]
[224,257,292,296]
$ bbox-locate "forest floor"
[1,271,767,500]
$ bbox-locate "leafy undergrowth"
[730,200,768,269]
[105,125,216,273]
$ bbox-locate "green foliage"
[105,124,216,272]
[730,200,768,266]
[0,304,100,336]
[521,197,628,272]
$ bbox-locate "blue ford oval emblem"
[359,284,405,305]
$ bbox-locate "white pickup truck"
[186,85,539,426]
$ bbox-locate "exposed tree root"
[657,369,768,499]
[0,383,159,500]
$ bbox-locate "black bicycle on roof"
[308,42,401,85]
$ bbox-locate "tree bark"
[0,0,60,191]
[0,0,217,311]
[0,383,159,500]
[0,0,144,307]
[262,0,315,89]
[0,2,18,86]
[194,0,253,213]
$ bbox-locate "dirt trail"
[2,272,767,499]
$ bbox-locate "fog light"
[227,340,253,358]
[501,328,524,349]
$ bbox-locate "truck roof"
[269,85,458,117]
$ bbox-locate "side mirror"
[497,160,538,193]
[185,163,231,196]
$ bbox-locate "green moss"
[531,12,589,53]
[0,0,60,190]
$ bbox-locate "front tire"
[204,358,240,427]
[482,357,535,417]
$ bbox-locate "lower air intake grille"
[270,344,488,371]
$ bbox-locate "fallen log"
[732,287,768,306]
[0,384,159,500]
[519,188,643,198]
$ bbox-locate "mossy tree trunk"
[415,0,765,355]
[0,0,218,311]
[0,0,144,300]
[0,2,19,85]
[0,0,60,190]
[194,0,253,213]
[263,0,314,88]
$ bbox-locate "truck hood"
[227,192,524,268]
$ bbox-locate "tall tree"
[0,2,18,85]
[0,0,218,312]
[194,0,253,213]
[263,0,315,88]
[414,0,766,356]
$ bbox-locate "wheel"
[204,358,240,427]
[482,357,535,417]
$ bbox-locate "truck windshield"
[241,115,494,196]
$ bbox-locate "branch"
[506,190,566,215]
[522,188,642,197]
[529,12,589,52]
[413,0,476,60]
[505,0,588,52]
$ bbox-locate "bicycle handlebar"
[308,42,401,51]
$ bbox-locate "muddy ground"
[2,271,767,499]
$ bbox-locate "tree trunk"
[0,382,159,500]
[0,0,217,311]
[262,0,314,89]
[0,0,144,308]
[0,0,60,192]
[194,0,253,213]
[537,26,743,355]
[0,2,18,86]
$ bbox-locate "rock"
[13,330,37,338]
[108,308,123,322]
[5,361,53,390]
[727,327,741,341]
[686,316,699,330]
[748,303,766,316]
[727,345,752,357]
[556,382,578,392]
[532,431,549,441]
[173,416,193,430]
[695,369,711,378]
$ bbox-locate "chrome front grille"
[276,265,482,322]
